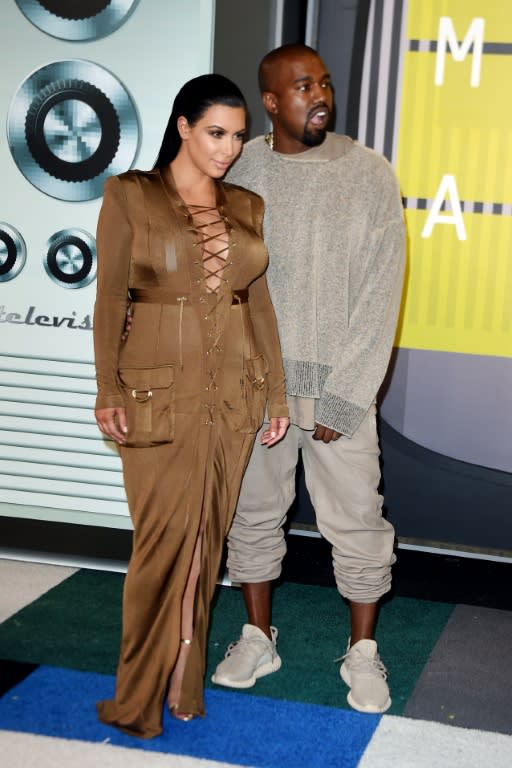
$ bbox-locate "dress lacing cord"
[183,202,246,411]
[186,204,232,293]
[185,203,234,371]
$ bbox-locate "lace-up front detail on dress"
[185,203,235,425]
[186,203,232,293]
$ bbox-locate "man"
[211,44,405,714]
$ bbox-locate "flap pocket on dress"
[222,355,269,434]
[119,365,174,393]
[245,354,269,391]
[118,365,175,447]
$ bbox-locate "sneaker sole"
[346,690,392,714]
[340,662,391,714]
[211,655,282,689]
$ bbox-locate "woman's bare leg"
[167,524,204,718]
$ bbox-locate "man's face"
[264,51,333,154]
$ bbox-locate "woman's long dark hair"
[153,74,247,169]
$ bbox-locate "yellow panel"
[407,0,512,41]
[397,56,512,200]
[396,211,512,358]
[394,0,511,359]
[398,54,512,131]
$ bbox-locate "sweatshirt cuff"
[316,391,366,437]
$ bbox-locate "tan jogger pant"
[227,403,396,602]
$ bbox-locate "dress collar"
[158,165,228,212]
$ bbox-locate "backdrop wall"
[296,0,512,557]
[0,0,215,529]
[1,0,511,559]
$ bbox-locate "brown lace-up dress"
[93,167,288,738]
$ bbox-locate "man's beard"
[302,126,327,147]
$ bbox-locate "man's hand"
[260,416,290,447]
[312,424,342,443]
[121,303,133,343]
[95,407,128,444]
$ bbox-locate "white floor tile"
[358,714,512,768]
[0,560,77,623]
[0,730,249,768]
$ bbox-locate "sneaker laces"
[223,634,269,660]
[335,647,388,679]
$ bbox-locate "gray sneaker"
[339,638,391,713]
[211,624,281,688]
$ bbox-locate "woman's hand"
[95,407,128,445]
[260,416,290,447]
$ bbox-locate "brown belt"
[129,288,249,305]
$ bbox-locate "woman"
[93,74,289,738]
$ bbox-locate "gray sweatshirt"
[227,133,405,437]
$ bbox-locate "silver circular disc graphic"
[44,228,97,288]
[8,60,140,201]
[0,223,27,282]
[44,100,102,161]
[15,0,139,42]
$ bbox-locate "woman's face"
[178,104,246,178]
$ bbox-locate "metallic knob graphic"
[37,0,112,18]
[8,60,139,201]
[0,223,27,283]
[25,78,120,182]
[44,229,97,288]
[15,0,139,41]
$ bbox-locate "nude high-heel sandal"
[169,639,196,722]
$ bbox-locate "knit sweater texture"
[226,133,405,437]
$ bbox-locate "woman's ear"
[177,117,190,140]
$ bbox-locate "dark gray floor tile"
[404,604,512,735]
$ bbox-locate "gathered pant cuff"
[334,561,394,603]
[226,556,283,585]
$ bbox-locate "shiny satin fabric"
[93,168,288,737]
[97,417,254,737]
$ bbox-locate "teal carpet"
[0,570,454,715]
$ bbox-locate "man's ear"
[177,117,190,140]
[262,91,278,114]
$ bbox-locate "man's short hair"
[258,43,320,93]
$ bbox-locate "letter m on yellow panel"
[435,17,485,87]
